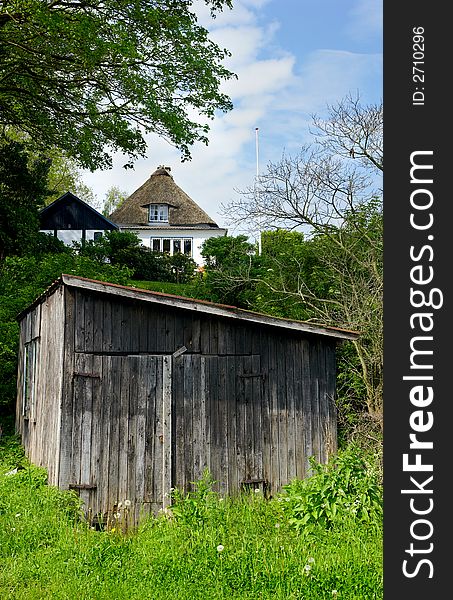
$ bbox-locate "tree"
[198,235,260,307]
[102,186,128,217]
[0,139,51,260]
[224,96,383,424]
[0,0,235,170]
[45,151,98,207]
[0,128,99,206]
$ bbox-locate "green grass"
[0,435,382,599]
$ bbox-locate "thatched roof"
[109,166,219,228]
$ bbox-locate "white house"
[109,166,227,265]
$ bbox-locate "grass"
[0,434,382,599]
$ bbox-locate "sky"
[81,0,383,238]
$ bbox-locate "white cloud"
[81,0,382,238]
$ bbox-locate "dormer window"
[148,204,168,223]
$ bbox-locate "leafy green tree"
[0,129,98,207]
[198,235,260,307]
[102,186,128,217]
[45,152,98,207]
[255,230,328,320]
[0,251,132,416]
[0,139,51,260]
[0,0,235,170]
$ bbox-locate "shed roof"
[109,166,219,229]
[20,274,359,341]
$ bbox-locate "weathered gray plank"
[183,354,194,493]
[162,356,172,510]
[225,355,238,494]
[172,354,185,494]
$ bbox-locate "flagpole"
[255,127,262,255]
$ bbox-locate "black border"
[384,3,450,596]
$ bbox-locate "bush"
[280,446,382,531]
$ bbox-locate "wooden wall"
[16,287,65,486]
[59,287,337,516]
[17,284,338,526]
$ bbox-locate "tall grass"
[0,434,382,599]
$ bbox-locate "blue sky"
[81,0,382,235]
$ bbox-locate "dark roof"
[109,166,219,229]
[19,274,359,342]
[40,192,118,231]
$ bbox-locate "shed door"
[172,354,264,496]
[68,353,171,523]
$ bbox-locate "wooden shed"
[16,275,357,525]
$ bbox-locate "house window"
[150,237,192,257]
[148,204,168,223]
[183,239,192,256]
[93,232,103,241]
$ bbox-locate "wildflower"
[275,523,281,528]
[304,564,311,574]
[117,501,123,509]
[217,545,224,553]
[308,557,315,564]
[254,488,261,493]
[15,513,21,518]
[124,499,131,507]
[332,591,338,597]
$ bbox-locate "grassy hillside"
[0,435,382,600]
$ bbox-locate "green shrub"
[280,446,382,531]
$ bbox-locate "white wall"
[40,230,108,246]
[127,228,227,265]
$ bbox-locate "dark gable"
[40,192,118,231]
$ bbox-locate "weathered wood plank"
[293,340,306,480]
[144,356,158,503]
[92,297,104,353]
[301,338,313,475]
[217,356,228,495]
[96,355,111,522]
[162,356,172,510]
[191,356,203,482]
[277,335,288,488]
[118,356,130,505]
[74,290,86,352]
[106,355,122,507]
[225,354,238,495]
[101,300,113,353]
[183,354,194,493]
[134,357,149,522]
[58,288,76,490]
[126,355,139,513]
[251,353,263,483]
[172,354,185,494]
